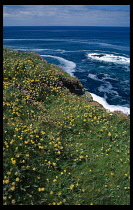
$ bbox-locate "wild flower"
[38,188,45,192]
[10,158,16,164]
[69,184,74,190]
[9,186,15,191]
[15,177,20,182]
[108,132,112,137]
[3,180,9,184]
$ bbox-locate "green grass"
[3,48,130,205]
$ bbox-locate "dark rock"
[58,77,84,95]
[92,54,105,58]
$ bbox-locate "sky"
[3,5,130,27]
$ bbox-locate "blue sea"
[3,26,130,115]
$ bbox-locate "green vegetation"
[3,48,130,205]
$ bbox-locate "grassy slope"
[3,48,130,205]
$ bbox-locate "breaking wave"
[90,92,130,115]
[87,53,130,65]
[41,55,76,77]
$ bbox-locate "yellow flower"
[15,177,20,182]
[32,167,36,171]
[11,199,16,204]
[57,192,62,196]
[4,180,9,184]
[41,131,46,134]
[110,172,114,176]
[57,201,62,205]
[6,171,11,175]
[37,177,41,179]
[108,132,111,137]
[63,199,66,203]
[38,187,45,192]
[15,154,20,158]
[36,135,39,138]
[10,186,15,191]
[86,155,89,158]
[25,154,30,157]
[124,187,130,190]
[3,196,7,201]
[38,145,44,149]
[50,191,54,195]
[52,162,57,166]
[11,158,16,164]
[69,184,74,190]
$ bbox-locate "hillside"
[3,48,130,205]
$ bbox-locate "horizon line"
[3,25,130,27]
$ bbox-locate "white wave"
[98,83,119,96]
[3,38,74,42]
[31,49,49,51]
[14,48,28,51]
[88,73,119,97]
[90,92,130,115]
[41,55,76,77]
[4,38,56,41]
[35,49,66,53]
[88,73,118,82]
[9,48,46,52]
[98,42,129,51]
[88,73,99,81]
[14,48,66,54]
[87,53,130,65]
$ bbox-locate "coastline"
[38,54,130,116]
[39,53,130,116]
[89,92,130,116]
[5,48,130,116]
[47,61,130,116]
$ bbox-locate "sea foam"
[90,92,130,115]
[41,55,76,77]
[87,53,130,65]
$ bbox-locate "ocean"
[3,26,130,115]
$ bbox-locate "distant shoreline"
[3,26,130,28]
